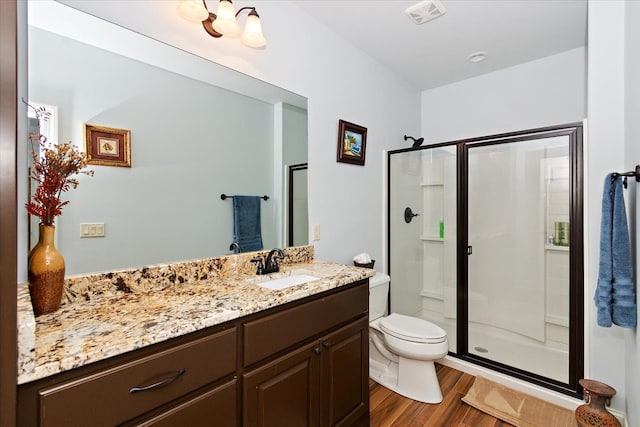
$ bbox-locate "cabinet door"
[243,342,320,427]
[134,379,237,427]
[320,316,369,427]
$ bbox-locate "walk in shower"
[387,124,584,396]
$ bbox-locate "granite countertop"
[17,259,375,385]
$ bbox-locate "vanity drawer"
[243,281,368,366]
[134,379,237,427]
[38,327,236,427]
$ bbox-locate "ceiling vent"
[404,0,446,25]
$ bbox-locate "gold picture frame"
[84,123,131,167]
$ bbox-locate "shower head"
[404,134,424,148]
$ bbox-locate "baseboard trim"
[440,356,626,426]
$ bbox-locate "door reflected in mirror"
[288,163,308,247]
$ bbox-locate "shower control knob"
[404,207,419,223]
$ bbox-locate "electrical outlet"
[312,224,320,241]
[80,223,105,238]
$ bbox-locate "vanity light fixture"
[178,0,267,48]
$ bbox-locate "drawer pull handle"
[130,368,186,394]
[322,341,331,349]
[312,346,321,355]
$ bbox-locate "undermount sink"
[256,274,320,291]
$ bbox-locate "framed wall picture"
[84,124,131,167]
[336,119,367,166]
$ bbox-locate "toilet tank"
[369,272,390,321]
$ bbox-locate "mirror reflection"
[28,2,308,276]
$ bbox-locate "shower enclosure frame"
[386,122,584,398]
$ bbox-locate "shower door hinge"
[467,246,473,255]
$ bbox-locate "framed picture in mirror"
[336,119,367,166]
[84,123,131,167]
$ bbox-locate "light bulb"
[177,0,209,23]
[241,12,266,48]
[212,0,241,37]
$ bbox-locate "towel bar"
[221,194,269,201]
[611,164,639,188]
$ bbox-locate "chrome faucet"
[229,241,242,253]
[263,248,285,274]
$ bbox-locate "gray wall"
[29,28,276,275]
[283,104,308,167]
[283,104,308,245]
[24,0,422,280]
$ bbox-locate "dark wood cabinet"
[17,279,369,426]
[320,317,369,427]
[243,341,321,427]
[243,316,369,427]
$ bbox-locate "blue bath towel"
[594,174,637,328]
[232,196,263,253]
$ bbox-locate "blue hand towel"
[232,196,263,253]
[595,174,637,328]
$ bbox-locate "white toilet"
[369,272,448,403]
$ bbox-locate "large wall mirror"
[27,1,308,276]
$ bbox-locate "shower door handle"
[467,246,473,255]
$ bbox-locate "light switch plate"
[80,222,105,238]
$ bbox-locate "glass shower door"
[388,146,457,351]
[465,136,570,382]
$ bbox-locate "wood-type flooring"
[369,364,514,427]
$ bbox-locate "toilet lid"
[379,313,447,344]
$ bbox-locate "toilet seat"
[380,313,447,344]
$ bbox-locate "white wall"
[53,0,422,267]
[587,1,628,412]
[421,47,586,144]
[624,1,640,424]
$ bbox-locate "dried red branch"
[25,100,94,226]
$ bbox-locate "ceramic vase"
[575,379,621,427]
[28,224,65,315]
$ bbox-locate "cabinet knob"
[322,340,331,349]
[312,346,321,355]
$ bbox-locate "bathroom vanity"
[16,249,373,426]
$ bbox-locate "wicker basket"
[353,260,375,269]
